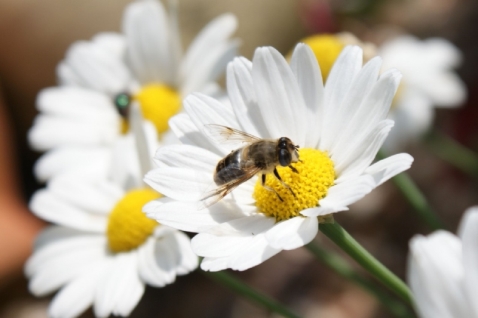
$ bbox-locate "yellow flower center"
[117,84,181,135]
[253,149,335,222]
[107,189,161,253]
[301,35,345,81]
[135,84,181,135]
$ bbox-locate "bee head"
[114,92,132,118]
[278,137,300,166]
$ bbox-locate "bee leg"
[289,165,299,173]
[262,174,283,201]
[273,169,296,197]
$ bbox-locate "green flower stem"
[377,150,445,231]
[305,242,416,318]
[424,129,478,179]
[319,221,414,306]
[204,271,301,318]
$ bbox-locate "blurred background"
[0,0,477,317]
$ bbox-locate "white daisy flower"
[408,206,478,318]
[143,44,414,271]
[25,107,198,318]
[28,0,239,182]
[379,35,467,151]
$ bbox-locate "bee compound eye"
[278,137,287,149]
[279,149,291,166]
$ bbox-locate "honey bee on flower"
[144,44,413,271]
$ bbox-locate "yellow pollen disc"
[253,148,335,222]
[301,34,345,81]
[107,189,161,253]
[134,84,181,135]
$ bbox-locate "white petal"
[26,233,104,276]
[32,226,82,250]
[58,37,130,95]
[144,167,210,201]
[180,13,237,90]
[35,87,117,120]
[302,175,375,217]
[91,32,126,57]
[331,68,401,166]
[166,0,182,79]
[334,120,394,179]
[30,190,107,232]
[407,232,470,318]
[380,36,461,71]
[421,72,466,107]
[26,234,106,292]
[152,233,181,282]
[108,131,145,189]
[171,231,199,275]
[95,253,144,318]
[112,253,145,317]
[379,35,465,108]
[33,146,112,182]
[47,174,123,214]
[137,237,173,287]
[181,39,239,96]
[422,37,462,68]
[231,178,257,205]
[227,57,270,138]
[192,233,252,258]
[169,113,222,156]
[252,46,307,144]
[458,207,478,315]
[184,92,239,155]
[328,57,384,157]
[93,258,120,318]
[383,89,433,152]
[290,43,324,148]
[320,45,363,150]
[29,115,118,151]
[228,234,280,271]
[364,153,413,187]
[130,103,153,176]
[206,213,275,236]
[153,144,219,171]
[49,263,108,318]
[265,217,318,250]
[123,0,175,85]
[144,199,246,233]
[201,256,230,272]
[361,68,402,127]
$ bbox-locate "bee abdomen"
[214,167,245,185]
[214,149,244,185]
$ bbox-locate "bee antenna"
[295,145,300,149]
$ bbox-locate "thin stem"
[204,271,301,318]
[424,129,478,178]
[319,221,414,306]
[377,150,445,231]
[305,242,416,318]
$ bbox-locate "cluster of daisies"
[26,0,469,317]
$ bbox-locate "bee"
[114,92,132,118]
[200,124,300,208]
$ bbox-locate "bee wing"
[204,124,262,145]
[198,165,261,210]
